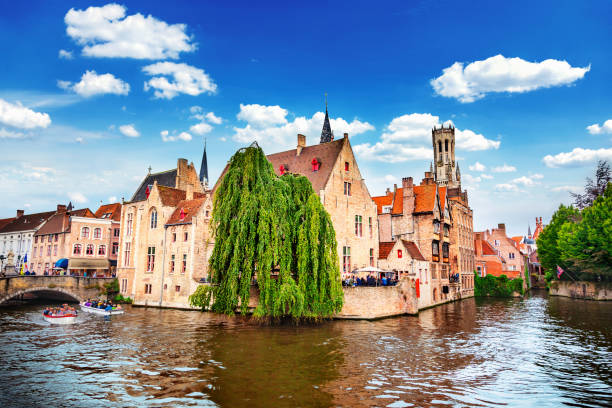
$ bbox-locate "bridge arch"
[0,286,83,305]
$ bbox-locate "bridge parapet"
[0,276,115,305]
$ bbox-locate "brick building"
[117,156,213,308]
[474,224,524,279]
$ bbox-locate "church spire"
[199,137,209,188]
[320,93,333,143]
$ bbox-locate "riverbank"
[549,280,612,300]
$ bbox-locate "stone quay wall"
[549,281,612,301]
[337,278,418,319]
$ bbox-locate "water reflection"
[0,291,610,407]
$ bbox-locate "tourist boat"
[80,303,125,316]
[42,313,77,325]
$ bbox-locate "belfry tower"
[432,124,460,189]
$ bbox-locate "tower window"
[445,140,448,152]
[345,162,349,171]
[438,141,442,155]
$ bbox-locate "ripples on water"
[0,291,610,407]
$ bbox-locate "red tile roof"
[413,184,437,213]
[0,217,16,230]
[372,192,393,215]
[511,236,522,244]
[35,208,94,235]
[391,188,404,215]
[438,187,447,212]
[94,203,122,221]
[157,186,187,207]
[378,242,395,259]
[481,240,498,256]
[401,240,426,261]
[0,211,55,233]
[166,198,207,225]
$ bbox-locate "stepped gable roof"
[0,217,16,230]
[379,242,395,259]
[94,203,122,221]
[265,138,345,193]
[157,185,187,207]
[131,169,177,202]
[35,208,94,235]
[401,240,426,261]
[413,184,437,213]
[166,197,206,225]
[372,192,393,215]
[0,211,55,233]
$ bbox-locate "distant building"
[0,209,55,272]
[474,224,524,279]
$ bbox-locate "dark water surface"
[1,291,610,407]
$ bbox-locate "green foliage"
[474,273,523,297]
[207,144,343,319]
[538,183,612,281]
[100,278,119,295]
[189,285,213,310]
[113,294,132,304]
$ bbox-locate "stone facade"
[116,158,211,308]
[336,278,418,319]
[449,196,475,296]
[432,124,460,188]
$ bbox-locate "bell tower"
[432,124,460,189]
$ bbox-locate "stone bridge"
[0,276,115,305]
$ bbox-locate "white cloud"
[354,113,497,163]
[481,174,493,180]
[190,122,213,135]
[0,128,26,139]
[119,124,139,138]
[495,183,520,192]
[233,105,374,152]
[58,70,129,97]
[64,4,195,59]
[431,55,590,103]
[492,164,516,173]
[68,191,88,204]
[551,185,582,193]
[237,104,288,128]
[143,62,216,99]
[0,98,51,129]
[108,196,118,203]
[469,161,486,171]
[58,49,73,59]
[205,112,222,125]
[161,130,192,142]
[543,147,612,168]
[587,119,612,135]
[463,174,482,184]
[511,175,542,186]
[75,137,84,143]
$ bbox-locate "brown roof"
[35,208,94,236]
[215,139,346,194]
[379,242,395,259]
[438,187,447,211]
[94,203,122,221]
[481,240,498,256]
[391,188,403,215]
[401,240,426,261]
[157,185,187,207]
[166,198,207,225]
[266,139,345,192]
[372,192,393,215]
[413,184,437,213]
[0,217,15,230]
[0,211,55,233]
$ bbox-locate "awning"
[68,258,110,270]
[353,266,390,273]
[55,258,69,269]
[109,259,117,266]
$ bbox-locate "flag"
[23,253,28,273]
[556,265,564,279]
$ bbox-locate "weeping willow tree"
[193,143,343,319]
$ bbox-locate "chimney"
[16,209,24,218]
[385,187,391,196]
[297,134,306,156]
[498,223,506,233]
[56,204,66,213]
[402,177,415,215]
[343,132,349,139]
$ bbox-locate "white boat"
[80,303,125,316]
[42,313,77,325]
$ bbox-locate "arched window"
[86,244,94,255]
[150,209,157,229]
[98,245,106,256]
[93,228,102,239]
[81,227,90,238]
[73,244,82,255]
[438,141,442,154]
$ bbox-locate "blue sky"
[0,0,611,236]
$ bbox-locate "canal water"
[0,291,610,407]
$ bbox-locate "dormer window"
[345,162,349,171]
[311,158,319,172]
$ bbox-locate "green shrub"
[474,272,523,298]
